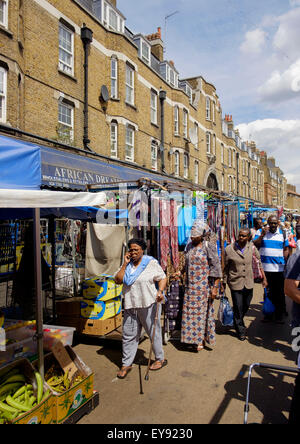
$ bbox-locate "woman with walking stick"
[114,239,168,379]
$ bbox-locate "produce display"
[45,364,84,394]
[0,367,50,423]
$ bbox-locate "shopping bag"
[218,296,234,327]
[263,288,275,316]
[252,245,263,284]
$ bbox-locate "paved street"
[76,285,297,425]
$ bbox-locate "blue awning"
[0,135,174,191]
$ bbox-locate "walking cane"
[145,302,160,381]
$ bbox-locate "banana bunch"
[45,364,83,394]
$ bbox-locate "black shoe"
[238,335,246,341]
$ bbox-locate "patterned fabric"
[160,200,170,270]
[170,200,180,271]
[160,200,179,271]
[181,245,216,346]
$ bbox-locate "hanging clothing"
[177,205,197,246]
[159,200,180,271]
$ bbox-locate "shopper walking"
[178,221,222,352]
[253,215,290,323]
[284,251,300,423]
[250,217,263,239]
[223,228,267,341]
[114,239,167,379]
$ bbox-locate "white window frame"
[194,122,199,147]
[170,69,175,87]
[183,109,188,138]
[221,144,224,164]
[0,0,8,28]
[194,160,199,184]
[58,101,74,142]
[141,40,150,65]
[206,132,211,154]
[111,57,118,99]
[103,1,123,33]
[58,23,74,76]
[206,97,211,120]
[151,141,158,171]
[212,134,216,155]
[110,122,118,158]
[150,90,157,125]
[183,153,189,179]
[212,101,215,123]
[125,64,134,106]
[125,126,134,162]
[174,151,180,176]
[174,106,179,135]
[228,148,232,167]
[0,67,7,123]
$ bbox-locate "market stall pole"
[33,208,44,379]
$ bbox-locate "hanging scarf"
[123,255,156,286]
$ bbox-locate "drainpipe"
[159,89,167,173]
[81,25,93,151]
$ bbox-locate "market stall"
[0,188,106,423]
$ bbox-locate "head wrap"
[190,220,211,238]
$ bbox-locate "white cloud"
[240,28,267,54]
[290,0,300,7]
[258,58,300,103]
[236,119,300,192]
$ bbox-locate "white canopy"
[0,189,107,208]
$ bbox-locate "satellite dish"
[100,85,109,103]
[189,127,198,146]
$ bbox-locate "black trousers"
[230,287,253,337]
[264,272,286,319]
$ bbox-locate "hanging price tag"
[52,340,78,380]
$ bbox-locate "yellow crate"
[80,296,122,321]
[82,276,122,302]
[39,346,94,424]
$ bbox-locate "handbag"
[288,234,297,249]
[218,296,234,327]
[263,288,275,316]
[252,245,263,284]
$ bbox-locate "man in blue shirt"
[254,215,290,323]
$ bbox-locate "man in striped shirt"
[254,215,290,323]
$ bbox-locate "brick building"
[0,0,265,199]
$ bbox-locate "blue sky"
[118,0,300,193]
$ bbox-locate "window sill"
[0,25,13,38]
[151,122,159,129]
[174,133,180,138]
[58,68,77,82]
[111,97,120,102]
[125,102,137,111]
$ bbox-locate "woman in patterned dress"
[178,222,222,351]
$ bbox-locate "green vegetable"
[0,375,26,388]
[41,390,50,401]
[0,383,23,398]
[35,372,43,404]
[0,400,19,414]
[6,396,31,413]
[13,384,33,399]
